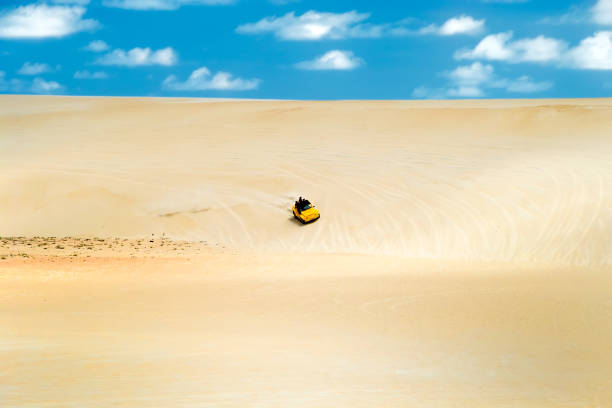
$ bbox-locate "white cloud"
[18,62,51,75]
[237,11,485,40]
[163,67,260,91]
[414,62,552,99]
[412,86,447,99]
[31,77,63,93]
[102,0,233,10]
[456,32,567,63]
[457,30,612,70]
[296,50,363,70]
[74,70,108,79]
[445,62,492,96]
[421,15,485,36]
[566,31,612,69]
[85,40,110,52]
[448,61,494,86]
[0,4,98,39]
[236,10,383,40]
[593,0,612,25]
[455,32,514,60]
[96,47,177,66]
[0,71,64,93]
[452,63,552,95]
[512,36,568,62]
[439,15,484,35]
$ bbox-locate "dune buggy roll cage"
[295,198,311,213]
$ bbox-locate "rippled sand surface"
[2,96,612,407]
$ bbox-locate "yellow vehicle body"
[292,202,320,224]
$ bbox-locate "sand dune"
[2,96,612,263]
[2,95,612,407]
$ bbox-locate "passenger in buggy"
[296,197,312,214]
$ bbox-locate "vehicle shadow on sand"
[288,214,304,226]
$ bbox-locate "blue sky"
[1,0,611,99]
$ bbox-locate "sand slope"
[2,96,612,264]
[2,96,612,407]
[3,255,612,407]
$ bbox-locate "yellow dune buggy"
[292,198,320,224]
